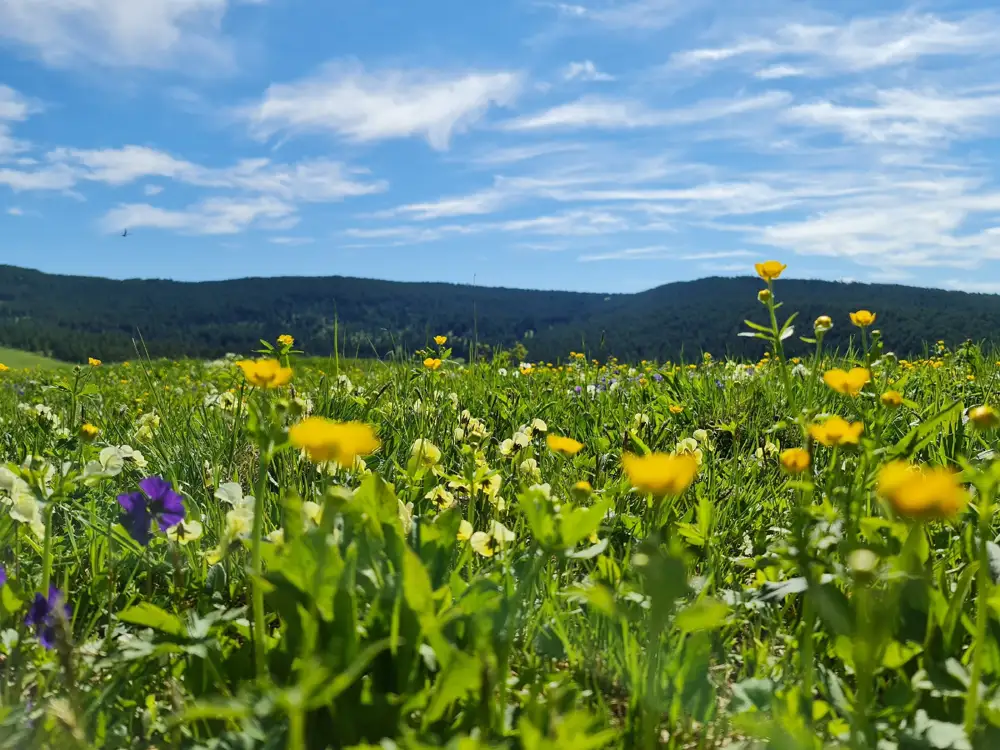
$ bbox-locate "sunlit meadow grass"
[2,265,1000,749]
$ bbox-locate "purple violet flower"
[0,566,5,586]
[25,587,71,649]
[117,476,185,546]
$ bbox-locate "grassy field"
[1,266,999,748]
[0,346,64,370]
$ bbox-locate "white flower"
[447,392,460,409]
[216,482,255,511]
[512,431,531,449]
[425,486,456,509]
[633,413,650,428]
[166,519,203,545]
[675,438,704,466]
[225,508,254,539]
[497,368,508,377]
[530,418,548,434]
[413,399,424,416]
[303,501,322,525]
[266,529,285,545]
[499,438,516,457]
[518,458,541,483]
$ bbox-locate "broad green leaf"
[674,598,730,633]
[117,603,186,637]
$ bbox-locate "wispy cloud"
[242,62,522,149]
[102,196,297,236]
[563,60,615,81]
[0,0,264,71]
[502,91,790,131]
[671,12,1000,75]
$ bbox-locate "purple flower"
[117,476,185,546]
[574,386,582,394]
[653,373,663,382]
[0,566,5,586]
[25,587,71,649]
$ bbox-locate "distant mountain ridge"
[0,264,995,363]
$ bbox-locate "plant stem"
[41,504,55,593]
[965,484,993,737]
[251,447,271,683]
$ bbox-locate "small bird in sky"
[121,229,128,237]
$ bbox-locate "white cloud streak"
[0,0,263,71]
[243,62,522,150]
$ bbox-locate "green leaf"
[888,399,963,459]
[423,651,481,726]
[881,640,923,670]
[674,598,730,633]
[810,584,853,637]
[941,562,977,649]
[117,603,186,637]
[729,678,775,713]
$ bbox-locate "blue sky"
[2,0,1000,293]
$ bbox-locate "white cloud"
[502,91,790,131]
[943,279,1000,294]
[0,164,77,191]
[0,85,37,121]
[671,12,1000,75]
[785,88,1000,145]
[381,189,510,221]
[6,206,24,216]
[552,0,695,31]
[144,185,164,196]
[102,196,297,236]
[268,236,314,246]
[563,60,615,81]
[755,65,806,80]
[0,0,262,70]
[243,62,522,149]
[578,247,753,262]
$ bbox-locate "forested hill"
[0,264,996,363]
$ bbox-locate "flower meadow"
[3,265,1000,749]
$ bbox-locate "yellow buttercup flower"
[289,417,380,465]
[572,480,593,496]
[669,405,684,415]
[823,367,871,396]
[277,334,294,347]
[434,335,448,346]
[0,363,8,372]
[757,289,772,303]
[880,390,903,408]
[808,416,864,447]
[237,359,293,388]
[969,405,1000,430]
[755,260,786,281]
[547,434,583,456]
[878,461,968,520]
[88,357,102,367]
[423,358,442,371]
[850,310,876,328]
[79,423,99,442]
[622,452,698,497]
[779,447,811,474]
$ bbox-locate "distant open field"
[0,346,64,369]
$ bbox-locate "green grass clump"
[0,346,64,370]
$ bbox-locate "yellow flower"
[0,363,8,372]
[669,405,684,415]
[425,486,456,510]
[881,390,903,408]
[166,519,204,545]
[237,359,293,388]
[547,434,583,456]
[423,357,442,371]
[277,334,294,347]
[969,405,1000,430]
[434,335,448,346]
[755,260,786,281]
[289,417,380,465]
[850,310,876,328]
[757,289,772,303]
[469,520,515,558]
[457,520,474,542]
[878,461,967,520]
[572,480,593,496]
[79,423,99,442]
[622,452,698,497]
[823,367,871,396]
[814,315,833,332]
[808,416,864,447]
[88,357,102,367]
[780,447,811,474]
[410,438,442,467]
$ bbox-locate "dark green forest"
[0,264,994,363]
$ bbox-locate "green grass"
[0,299,998,749]
[0,345,64,369]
